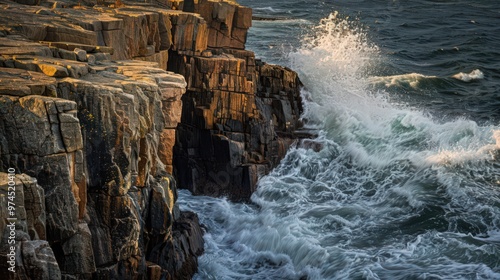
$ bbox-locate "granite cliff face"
[171,51,304,200]
[0,51,204,279]
[168,1,304,201]
[0,0,304,278]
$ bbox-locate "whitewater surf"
[180,3,500,280]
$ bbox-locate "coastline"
[0,0,306,278]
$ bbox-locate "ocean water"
[179,1,500,279]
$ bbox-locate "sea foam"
[370,73,438,88]
[181,9,500,280]
[452,69,484,82]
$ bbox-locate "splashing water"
[180,11,500,280]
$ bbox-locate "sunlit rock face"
[172,52,304,200]
[0,60,201,278]
[0,0,303,278]
[0,1,203,277]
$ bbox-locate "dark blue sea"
[179,1,500,279]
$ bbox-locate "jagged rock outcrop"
[0,0,305,278]
[168,2,305,200]
[197,0,252,49]
[0,3,204,276]
[0,0,305,200]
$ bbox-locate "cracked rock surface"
[0,0,306,278]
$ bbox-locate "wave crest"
[452,69,484,82]
[370,73,438,88]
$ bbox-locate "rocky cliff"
[168,1,304,201]
[0,0,304,279]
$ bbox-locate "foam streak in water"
[452,69,484,82]
[370,73,438,88]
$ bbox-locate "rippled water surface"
[179,1,500,279]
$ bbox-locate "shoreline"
[0,0,308,278]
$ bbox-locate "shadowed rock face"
[170,49,304,201]
[145,0,306,202]
[0,0,305,278]
[0,173,62,280]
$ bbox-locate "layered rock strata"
[0,0,305,278]
[0,6,203,278]
[168,1,304,200]
[171,50,304,200]
[0,59,203,279]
